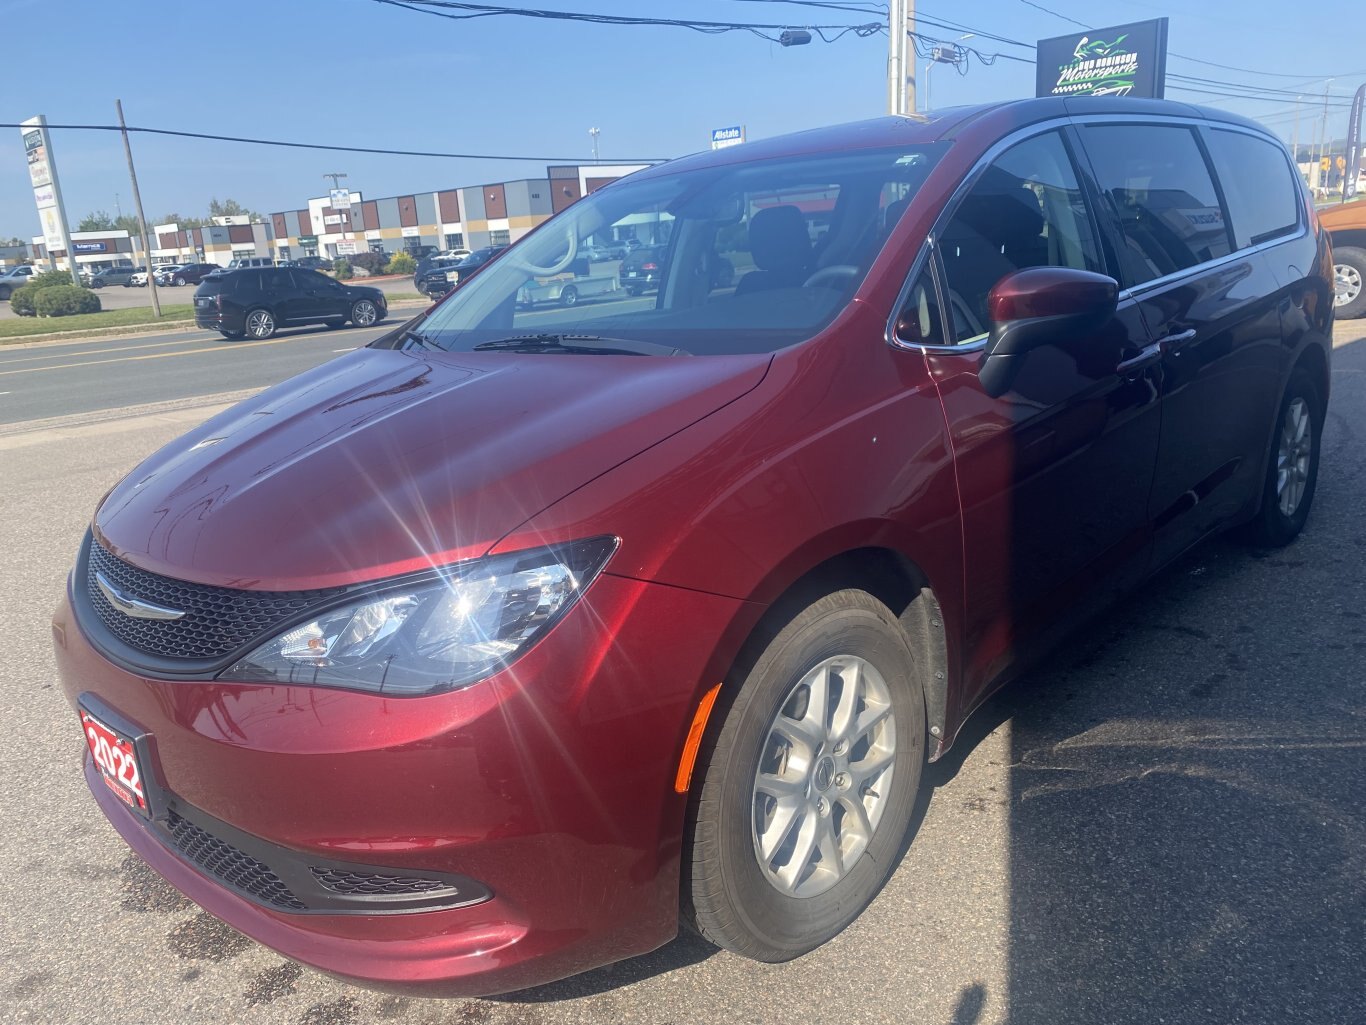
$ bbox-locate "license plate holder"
[79,704,152,819]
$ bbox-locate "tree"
[78,210,116,232]
[158,212,210,229]
[208,197,262,221]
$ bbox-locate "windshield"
[409,143,947,356]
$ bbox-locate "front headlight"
[219,537,618,696]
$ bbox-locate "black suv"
[416,245,508,299]
[621,245,734,295]
[193,267,386,340]
[166,263,223,287]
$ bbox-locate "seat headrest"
[749,205,811,274]
[953,188,1044,248]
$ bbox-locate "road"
[1,320,1363,1025]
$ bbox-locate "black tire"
[0,286,10,301]
[173,276,186,286]
[1334,246,1366,319]
[626,286,642,297]
[243,307,277,340]
[349,299,381,327]
[1241,368,1322,547]
[219,329,245,340]
[684,589,926,962]
[559,285,579,308]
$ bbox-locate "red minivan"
[55,97,1332,996]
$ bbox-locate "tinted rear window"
[1204,129,1300,248]
[1083,124,1233,287]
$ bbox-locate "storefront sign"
[297,235,317,245]
[329,188,352,212]
[72,241,109,253]
[336,240,358,255]
[711,126,746,150]
[401,226,421,237]
[1036,18,1168,99]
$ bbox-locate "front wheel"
[684,589,925,962]
[173,276,186,286]
[559,285,579,308]
[244,307,277,339]
[350,299,380,327]
[1241,368,1322,547]
[1333,246,1366,319]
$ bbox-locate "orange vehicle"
[1321,199,1366,318]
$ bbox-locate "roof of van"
[635,96,1275,180]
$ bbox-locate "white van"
[226,256,275,269]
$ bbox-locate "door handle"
[1155,328,1197,354]
[1116,343,1163,376]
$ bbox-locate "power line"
[0,122,669,164]
[722,0,888,15]
[370,0,884,43]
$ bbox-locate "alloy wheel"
[1335,262,1362,308]
[1276,396,1313,517]
[246,309,275,339]
[352,300,377,326]
[751,654,897,899]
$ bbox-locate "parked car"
[293,255,333,272]
[129,266,153,287]
[1318,200,1366,318]
[162,263,221,287]
[88,265,139,288]
[152,265,183,286]
[439,248,472,261]
[0,264,36,300]
[227,256,275,270]
[55,99,1330,999]
[191,266,386,339]
[620,245,733,295]
[416,244,507,298]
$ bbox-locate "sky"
[2,0,1363,242]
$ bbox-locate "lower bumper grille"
[164,809,307,911]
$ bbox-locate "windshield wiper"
[386,326,438,351]
[471,334,690,357]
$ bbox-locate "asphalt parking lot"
[1,320,1363,1025]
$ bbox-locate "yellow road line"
[0,334,327,378]
[0,334,213,366]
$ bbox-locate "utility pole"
[322,172,347,191]
[1292,96,1301,176]
[115,100,160,317]
[887,0,915,114]
[1320,80,1334,194]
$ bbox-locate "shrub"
[333,259,353,279]
[33,284,101,317]
[385,251,416,276]
[344,251,390,276]
[9,284,37,316]
[28,269,85,291]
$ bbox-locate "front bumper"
[54,569,747,995]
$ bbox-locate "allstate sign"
[711,126,746,150]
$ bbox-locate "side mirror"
[978,267,1117,398]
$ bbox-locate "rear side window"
[1083,124,1232,287]
[233,270,262,293]
[1204,129,1300,248]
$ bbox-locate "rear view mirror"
[978,267,1117,397]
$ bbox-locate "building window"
[444,232,464,250]
[368,239,386,254]
[489,229,511,246]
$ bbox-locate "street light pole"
[115,99,161,317]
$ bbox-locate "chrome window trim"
[886,111,1308,352]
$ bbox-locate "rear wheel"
[559,285,579,308]
[244,308,276,339]
[1334,246,1366,319]
[350,299,379,327]
[626,286,642,296]
[685,589,925,962]
[1242,368,1322,547]
[173,276,186,286]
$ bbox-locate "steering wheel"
[510,226,579,276]
[802,264,859,290]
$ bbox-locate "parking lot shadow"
[997,502,1366,1022]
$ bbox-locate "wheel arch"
[1328,229,1366,253]
[713,542,952,758]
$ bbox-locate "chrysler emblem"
[94,570,187,621]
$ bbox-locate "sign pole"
[115,100,161,317]
[20,115,79,282]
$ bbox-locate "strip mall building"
[30,163,647,270]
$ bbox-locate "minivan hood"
[94,347,770,590]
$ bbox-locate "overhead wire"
[0,122,670,164]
